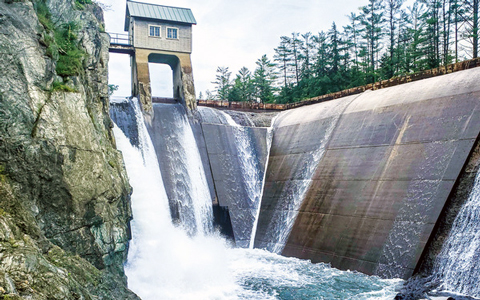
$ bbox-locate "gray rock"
[0,0,138,298]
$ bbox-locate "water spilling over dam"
[109,63,480,300]
[434,168,480,297]
[110,98,402,299]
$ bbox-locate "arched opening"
[148,63,173,99]
[148,53,181,102]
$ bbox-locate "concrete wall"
[132,19,192,53]
[254,67,480,279]
[201,123,269,247]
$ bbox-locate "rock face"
[254,67,480,279]
[0,0,138,298]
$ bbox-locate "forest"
[204,0,479,104]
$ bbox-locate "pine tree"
[450,0,467,62]
[274,36,292,89]
[289,33,303,84]
[254,55,277,103]
[465,0,479,58]
[313,31,329,78]
[407,2,427,72]
[300,32,314,79]
[359,0,385,83]
[212,67,231,101]
[344,13,361,69]
[384,0,405,78]
[229,67,255,102]
[328,22,341,75]
[419,0,442,68]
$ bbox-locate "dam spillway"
[109,98,401,299]
[255,66,480,280]
[110,66,480,298]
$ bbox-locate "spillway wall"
[254,67,480,279]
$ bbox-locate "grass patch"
[34,0,54,32]
[55,22,85,77]
[34,2,86,78]
[74,0,92,10]
[52,81,77,93]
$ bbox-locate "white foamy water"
[164,104,214,235]
[218,111,274,248]
[114,122,236,300]
[434,169,480,297]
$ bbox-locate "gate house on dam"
[112,0,197,113]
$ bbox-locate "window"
[149,25,161,37]
[167,27,178,39]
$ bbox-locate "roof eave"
[124,6,130,32]
[128,15,196,26]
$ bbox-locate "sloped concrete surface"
[201,123,269,247]
[255,67,480,279]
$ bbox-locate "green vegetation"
[0,165,8,183]
[74,0,92,10]
[209,0,479,104]
[34,0,54,32]
[108,84,119,96]
[34,1,86,83]
[108,159,116,168]
[55,22,85,77]
[52,80,78,93]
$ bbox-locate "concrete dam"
[254,66,480,280]
[111,66,480,298]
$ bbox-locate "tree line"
[203,0,479,104]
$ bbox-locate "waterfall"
[110,98,402,300]
[149,103,214,235]
[250,123,274,249]
[111,99,235,299]
[197,107,272,247]
[434,169,480,297]
[217,111,274,248]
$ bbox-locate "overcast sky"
[101,0,396,98]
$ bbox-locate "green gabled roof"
[124,0,197,31]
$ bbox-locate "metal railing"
[109,32,132,45]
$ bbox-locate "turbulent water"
[111,98,402,300]
[434,169,480,297]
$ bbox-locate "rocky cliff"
[0,0,138,298]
